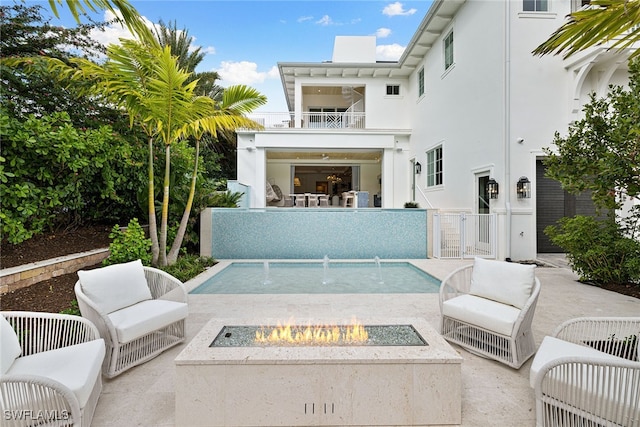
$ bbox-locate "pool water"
[190,261,441,294]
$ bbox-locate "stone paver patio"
[90,258,640,426]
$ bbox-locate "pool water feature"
[190,261,441,294]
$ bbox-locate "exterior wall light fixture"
[516,176,531,199]
[415,162,422,175]
[487,178,499,199]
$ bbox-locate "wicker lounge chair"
[530,317,640,427]
[1,311,105,427]
[439,257,541,368]
[75,259,188,378]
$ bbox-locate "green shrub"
[545,215,640,285]
[160,254,216,283]
[103,218,152,266]
[0,110,146,244]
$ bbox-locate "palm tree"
[153,21,224,100]
[52,39,264,265]
[167,85,266,264]
[153,20,204,73]
[533,0,640,59]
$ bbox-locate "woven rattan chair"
[439,257,541,369]
[75,260,188,378]
[1,311,105,427]
[530,317,640,427]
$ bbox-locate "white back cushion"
[469,257,535,309]
[1,315,22,375]
[78,259,152,314]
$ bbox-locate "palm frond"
[533,0,640,59]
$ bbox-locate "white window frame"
[426,145,443,188]
[444,30,454,71]
[523,0,549,12]
[418,67,425,98]
[386,84,400,96]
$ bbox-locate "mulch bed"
[1,225,113,313]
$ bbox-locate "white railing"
[303,111,365,129]
[433,212,496,259]
[245,112,366,130]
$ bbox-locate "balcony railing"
[246,112,366,130]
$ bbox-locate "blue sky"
[30,1,433,111]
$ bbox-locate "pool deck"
[90,257,640,426]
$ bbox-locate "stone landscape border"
[0,248,109,293]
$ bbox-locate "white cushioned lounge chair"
[1,311,105,427]
[75,259,188,378]
[439,257,541,368]
[530,317,640,427]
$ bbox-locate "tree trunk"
[167,138,200,264]
[158,144,171,267]
[148,137,160,266]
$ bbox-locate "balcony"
[247,111,366,130]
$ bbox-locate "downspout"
[504,0,512,261]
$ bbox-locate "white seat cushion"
[529,336,624,388]
[108,300,188,343]
[0,315,22,375]
[442,294,521,336]
[469,257,535,309]
[78,259,152,314]
[7,339,105,408]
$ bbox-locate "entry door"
[477,175,490,244]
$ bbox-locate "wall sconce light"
[516,176,531,199]
[294,177,302,187]
[486,178,499,199]
[415,162,422,175]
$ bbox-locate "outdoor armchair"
[530,317,640,427]
[1,311,105,427]
[75,259,188,378]
[439,257,541,368]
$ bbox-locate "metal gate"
[433,212,496,259]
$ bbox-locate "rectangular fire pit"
[175,318,462,427]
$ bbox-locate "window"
[386,85,400,95]
[418,68,425,97]
[523,0,548,11]
[426,146,443,187]
[444,31,454,71]
[572,0,590,11]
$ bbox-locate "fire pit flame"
[255,319,369,345]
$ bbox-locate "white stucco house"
[234,0,634,261]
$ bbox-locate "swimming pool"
[190,261,441,294]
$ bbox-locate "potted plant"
[404,201,420,208]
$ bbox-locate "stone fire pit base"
[175,318,462,427]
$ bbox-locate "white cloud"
[297,16,313,23]
[88,10,158,47]
[215,61,279,86]
[382,2,417,17]
[316,15,333,26]
[376,27,392,38]
[376,44,405,61]
[200,46,216,55]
